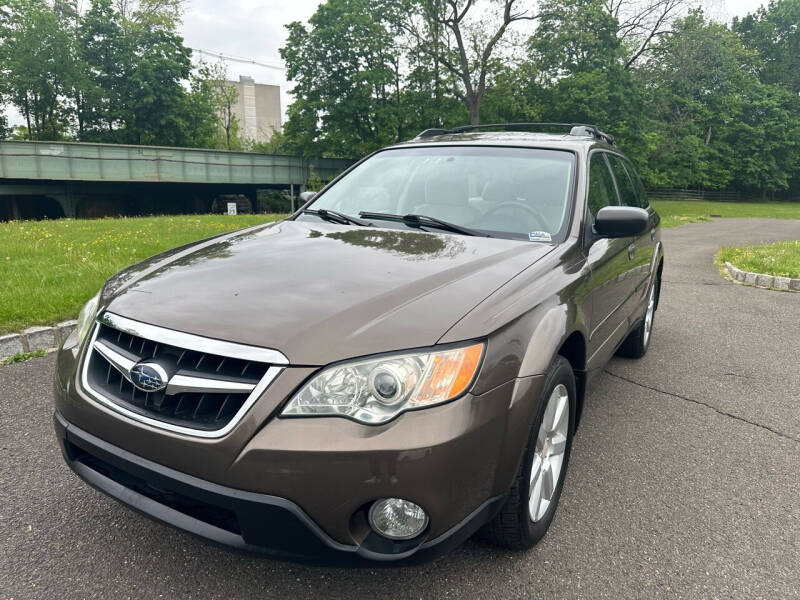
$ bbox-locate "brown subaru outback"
[54,124,663,564]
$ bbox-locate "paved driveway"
[2,218,798,599]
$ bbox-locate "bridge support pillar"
[244,188,257,213]
[50,194,76,218]
[8,197,21,220]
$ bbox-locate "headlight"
[75,292,100,345]
[282,342,484,424]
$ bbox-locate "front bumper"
[55,411,505,564]
[55,331,547,564]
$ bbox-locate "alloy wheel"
[644,282,656,347]
[529,383,569,522]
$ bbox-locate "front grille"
[82,314,285,435]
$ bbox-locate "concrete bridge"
[0,140,353,219]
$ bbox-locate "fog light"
[368,498,428,540]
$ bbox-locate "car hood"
[103,220,553,365]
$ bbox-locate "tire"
[478,355,576,550]
[616,274,659,359]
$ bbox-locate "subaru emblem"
[129,362,169,393]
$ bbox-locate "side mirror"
[298,191,316,205]
[594,206,649,238]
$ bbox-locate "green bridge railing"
[0,140,353,186]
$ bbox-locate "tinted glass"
[607,154,640,208]
[625,160,649,208]
[305,146,576,240]
[587,153,618,222]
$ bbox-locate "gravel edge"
[0,320,77,361]
[725,261,800,292]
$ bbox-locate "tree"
[728,83,799,194]
[177,62,235,149]
[400,2,468,131]
[521,0,655,177]
[306,166,324,191]
[250,129,290,155]
[530,0,623,79]
[734,0,800,94]
[644,10,799,192]
[114,0,183,29]
[0,0,76,140]
[407,0,542,124]
[734,0,800,194]
[605,0,697,68]
[206,63,242,151]
[10,125,31,139]
[280,0,531,157]
[0,20,7,139]
[79,0,198,146]
[281,0,407,157]
[0,0,221,147]
[54,0,95,139]
[78,0,127,138]
[114,12,192,145]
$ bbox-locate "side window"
[607,155,639,208]
[587,153,618,223]
[625,160,649,208]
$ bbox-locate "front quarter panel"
[441,242,591,390]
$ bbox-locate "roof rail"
[413,122,616,145]
[568,124,616,146]
[415,128,453,139]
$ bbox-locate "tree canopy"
[281,0,800,196]
[2,0,799,197]
[0,0,241,148]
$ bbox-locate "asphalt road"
[2,218,799,600]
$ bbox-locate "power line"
[191,48,285,71]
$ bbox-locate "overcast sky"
[3,0,769,127]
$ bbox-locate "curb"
[0,320,77,361]
[725,262,800,292]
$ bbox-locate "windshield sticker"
[528,231,552,242]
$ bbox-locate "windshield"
[302,146,576,241]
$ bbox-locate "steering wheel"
[482,201,549,231]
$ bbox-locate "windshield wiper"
[359,212,487,237]
[302,208,372,227]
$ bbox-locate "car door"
[584,151,633,370]
[606,154,656,311]
[626,157,660,296]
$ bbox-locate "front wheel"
[479,355,576,550]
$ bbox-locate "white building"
[227,76,281,143]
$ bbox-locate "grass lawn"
[0,214,284,335]
[651,200,800,228]
[1,201,799,335]
[716,241,800,279]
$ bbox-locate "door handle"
[628,243,636,260]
